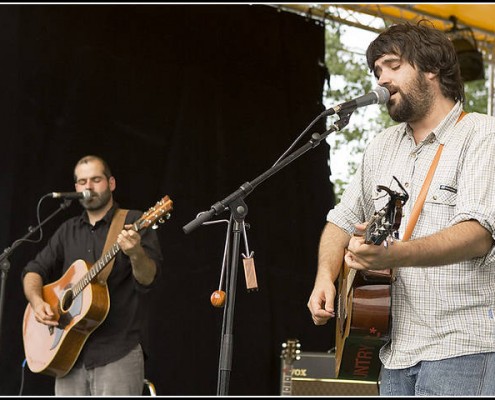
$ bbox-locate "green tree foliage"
[324,21,489,200]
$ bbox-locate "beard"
[79,187,112,211]
[387,72,434,123]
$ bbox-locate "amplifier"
[281,350,379,396]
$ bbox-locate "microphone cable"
[272,108,330,168]
[18,358,27,395]
[9,193,73,250]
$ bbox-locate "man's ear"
[109,176,116,192]
[425,71,438,82]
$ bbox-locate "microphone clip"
[336,108,355,128]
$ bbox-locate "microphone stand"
[183,112,354,396]
[0,199,72,348]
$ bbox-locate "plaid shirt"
[328,101,495,369]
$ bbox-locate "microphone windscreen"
[374,86,390,104]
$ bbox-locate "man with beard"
[22,155,163,395]
[307,22,495,396]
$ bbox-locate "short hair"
[73,155,113,182]
[366,20,465,103]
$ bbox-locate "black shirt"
[22,202,164,369]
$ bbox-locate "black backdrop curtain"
[0,4,336,396]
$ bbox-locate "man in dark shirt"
[22,155,164,396]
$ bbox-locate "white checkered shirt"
[328,101,495,369]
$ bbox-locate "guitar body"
[22,259,110,377]
[335,258,391,382]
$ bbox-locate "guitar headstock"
[365,176,408,245]
[281,339,301,365]
[135,195,173,231]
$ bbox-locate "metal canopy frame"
[272,3,495,116]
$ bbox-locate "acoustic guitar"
[22,195,173,378]
[335,178,408,382]
[280,338,301,396]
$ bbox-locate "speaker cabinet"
[292,378,379,396]
[283,351,379,396]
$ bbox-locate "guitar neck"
[280,363,293,396]
[91,242,122,279]
[71,242,122,298]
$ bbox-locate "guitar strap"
[401,147,443,242]
[402,110,467,242]
[97,208,129,285]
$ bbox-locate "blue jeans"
[54,343,145,396]
[380,352,495,396]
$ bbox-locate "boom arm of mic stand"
[182,183,254,234]
[182,115,351,235]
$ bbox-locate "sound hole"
[60,289,74,312]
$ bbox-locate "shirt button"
[404,182,409,188]
[432,195,437,200]
[88,249,91,253]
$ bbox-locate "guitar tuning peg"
[158,218,165,224]
[151,224,159,230]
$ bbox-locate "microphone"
[324,86,390,116]
[51,190,91,200]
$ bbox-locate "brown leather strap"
[97,208,129,284]
[402,145,443,241]
[402,110,467,241]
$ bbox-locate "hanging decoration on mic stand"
[204,215,231,308]
[207,215,257,309]
[241,222,258,292]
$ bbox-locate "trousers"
[380,352,495,396]
[54,343,144,396]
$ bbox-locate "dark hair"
[366,21,464,103]
[74,155,113,182]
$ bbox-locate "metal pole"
[488,47,494,117]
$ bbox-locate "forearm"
[129,248,157,286]
[346,220,493,271]
[23,271,59,325]
[23,272,45,307]
[308,222,350,324]
[118,226,158,286]
[316,222,351,283]
[398,220,493,267]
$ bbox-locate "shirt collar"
[79,201,120,226]
[403,101,463,144]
